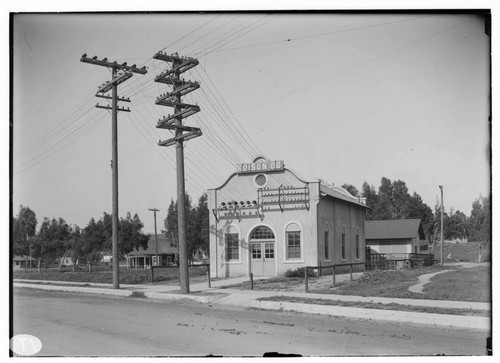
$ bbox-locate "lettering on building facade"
[236,160,284,174]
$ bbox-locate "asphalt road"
[12,288,489,357]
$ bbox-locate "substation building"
[208,156,369,278]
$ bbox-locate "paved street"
[13,288,488,357]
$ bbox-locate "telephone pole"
[439,185,444,266]
[149,208,160,266]
[153,51,202,294]
[81,54,147,289]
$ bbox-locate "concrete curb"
[143,291,227,304]
[14,282,133,297]
[245,300,490,331]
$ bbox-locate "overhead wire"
[207,15,434,55]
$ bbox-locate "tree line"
[12,193,210,267]
[343,177,491,245]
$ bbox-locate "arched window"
[250,226,275,240]
[285,223,301,260]
[341,225,346,260]
[324,223,330,260]
[355,227,360,259]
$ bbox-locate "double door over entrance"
[249,226,276,277]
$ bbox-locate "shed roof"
[127,235,179,256]
[365,219,425,240]
[13,255,37,262]
[320,185,370,209]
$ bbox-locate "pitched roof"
[127,235,179,256]
[13,255,37,262]
[365,219,425,240]
[320,185,370,209]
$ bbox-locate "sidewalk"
[13,275,490,331]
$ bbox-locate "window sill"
[284,259,304,264]
[224,260,243,264]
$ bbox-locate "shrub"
[284,267,317,278]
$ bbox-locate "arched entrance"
[249,226,276,277]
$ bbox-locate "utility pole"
[149,208,160,266]
[81,54,147,289]
[439,185,444,266]
[153,51,202,294]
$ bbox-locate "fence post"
[38,258,41,274]
[250,273,254,290]
[207,264,211,288]
[151,266,155,284]
[349,264,353,281]
[332,266,336,287]
[305,267,309,293]
[319,261,322,277]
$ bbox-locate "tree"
[372,177,393,220]
[361,182,379,220]
[164,193,209,262]
[191,193,209,260]
[119,212,149,255]
[12,206,38,261]
[69,227,84,271]
[164,199,178,247]
[469,195,491,242]
[362,178,435,241]
[36,217,72,263]
[341,183,360,197]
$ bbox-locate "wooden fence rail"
[305,262,366,293]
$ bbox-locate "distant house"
[126,235,179,269]
[13,255,38,269]
[365,219,428,255]
[60,251,78,266]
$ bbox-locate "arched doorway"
[249,226,276,277]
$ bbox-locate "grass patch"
[330,265,490,302]
[219,277,305,291]
[423,265,490,302]
[260,295,490,317]
[431,242,483,262]
[13,266,207,285]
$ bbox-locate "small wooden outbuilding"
[365,219,427,254]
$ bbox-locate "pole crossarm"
[81,54,147,74]
[158,128,202,147]
[97,71,133,93]
[96,104,131,112]
[96,94,131,103]
[154,76,197,87]
[157,108,200,127]
[154,80,200,97]
[153,51,199,75]
[155,94,199,109]
[156,117,197,131]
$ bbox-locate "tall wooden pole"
[111,67,120,288]
[174,66,190,294]
[149,208,160,266]
[80,54,147,289]
[439,185,444,266]
[153,52,202,293]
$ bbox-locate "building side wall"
[366,238,412,254]
[317,198,365,265]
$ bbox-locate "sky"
[10,9,492,234]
